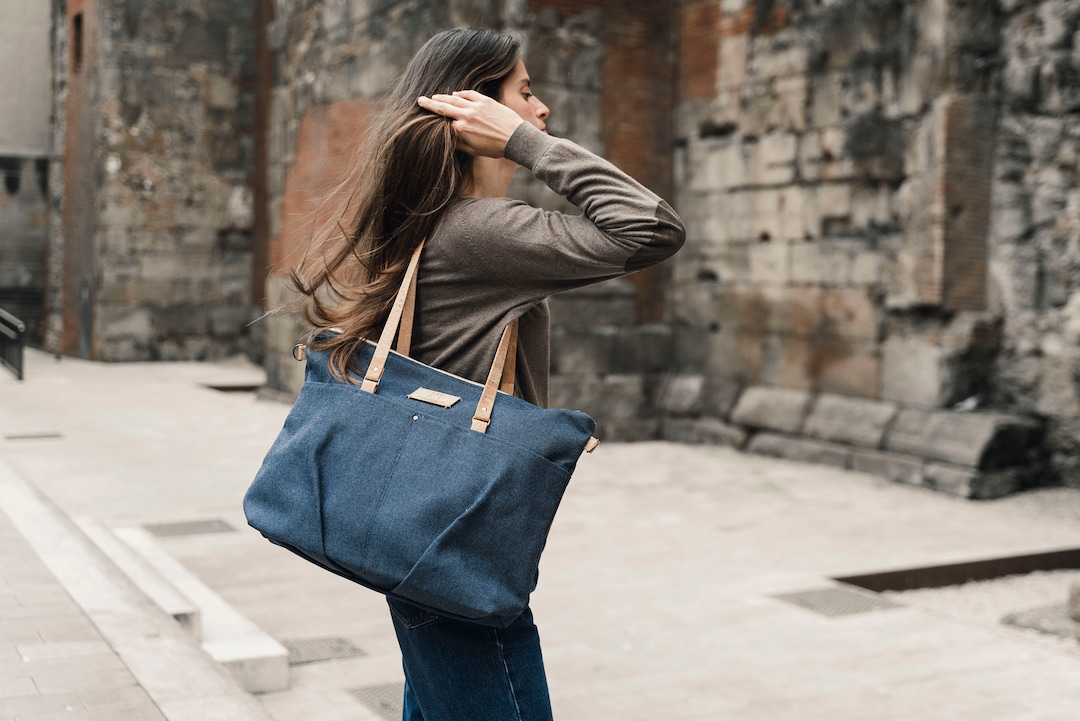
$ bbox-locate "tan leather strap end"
[584,436,600,453]
[363,243,424,393]
[499,320,518,396]
[472,322,516,434]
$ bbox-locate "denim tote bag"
[244,243,597,628]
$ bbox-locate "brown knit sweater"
[410,122,685,407]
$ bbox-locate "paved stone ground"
[0,502,164,721]
[2,349,1080,720]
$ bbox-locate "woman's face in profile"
[499,60,550,133]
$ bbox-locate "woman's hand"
[418,90,524,158]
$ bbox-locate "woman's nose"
[535,98,550,120]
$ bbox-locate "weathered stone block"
[204,74,238,110]
[849,449,924,486]
[746,432,850,469]
[662,417,748,447]
[790,241,852,286]
[769,75,808,133]
[747,240,790,284]
[552,325,673,376]
[885,409,1042,469]
[803,183,853,240]
[706,327,764,385]
[702,377,744,418]
[803,394,899,449]
[611,325,674,375]
[760,335,814,391]
[880,337,948,407]
[729,385,813,434]
[820,288,881,341]
[98,308,152,339]
[751,133,798,186]
[548,374,650,420]
[922,463,1029,500]
[210,306,255,337]
[657,374,705,416]
[596,418,660,443]
[811,339,881,399]
[1036,352,1080,418]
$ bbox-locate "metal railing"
[0,308,26,380]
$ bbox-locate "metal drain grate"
[348,683,403,721]
[144,519,236,537]
[282,637,366,665]
[772,586,901,618]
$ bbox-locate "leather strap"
[499,318,517,395]
[362,241,519,435]
[472,323,516,432]
[361,243,424,392]
[396,262,417,357]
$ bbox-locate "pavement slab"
[2,349,1080,720]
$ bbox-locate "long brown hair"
[290,27,521,378]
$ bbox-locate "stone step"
[74,516,202,639]
[86,523,289,694]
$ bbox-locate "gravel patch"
[884,569,1080,657]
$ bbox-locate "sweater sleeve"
[451,123,685,297]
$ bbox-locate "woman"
[292,27,684,721]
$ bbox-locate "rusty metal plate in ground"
[282,636,366,665]
[772,586,902,618]
[143,519,236,536]
[348,683,404,721]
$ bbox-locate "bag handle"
[361,242,517,433]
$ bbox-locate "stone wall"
[990,0,1080,485]
[38,0,1080,491]
[262,0,679,435]
[46,0,258,360]
[667,0,1080,489]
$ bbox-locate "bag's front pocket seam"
[354,411,416,574]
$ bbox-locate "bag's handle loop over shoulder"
[361,244,425,393]
[361,241,519,435]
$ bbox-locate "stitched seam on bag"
[355,421,415,573]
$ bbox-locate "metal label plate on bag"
[408,387,461,408]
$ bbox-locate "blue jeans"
[387,598,554,721]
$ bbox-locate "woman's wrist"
[503,123,558,171]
